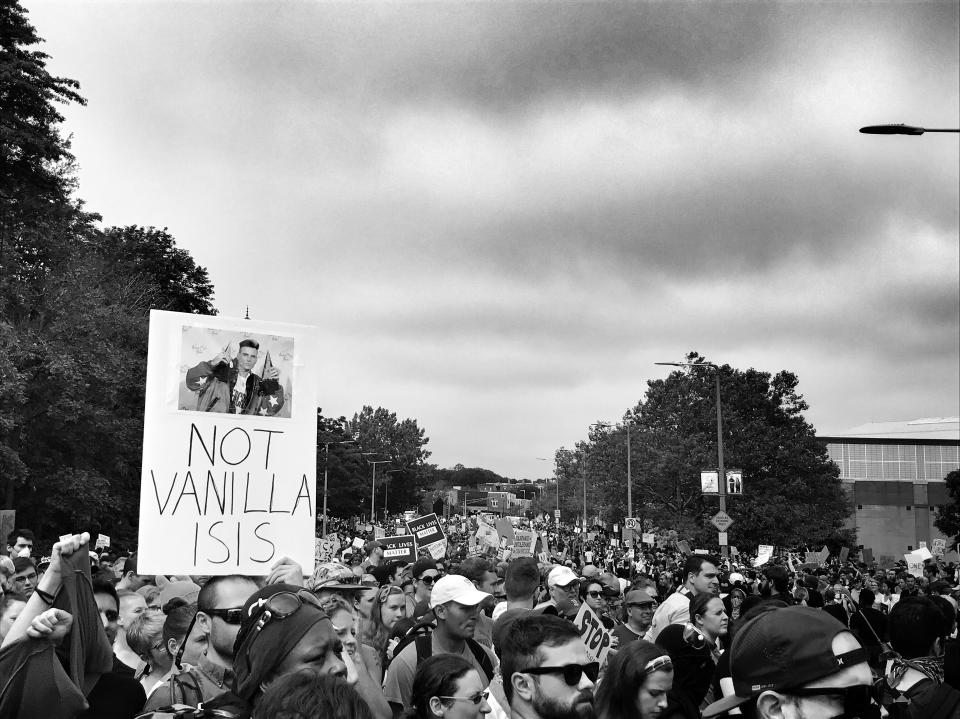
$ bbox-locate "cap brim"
[431,588,491,608]
[314,582,369,592]
[702,694,750,717]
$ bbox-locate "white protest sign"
[352,537,365,549]
[512,529,536,557]
[642,532,655,545]
[95,534,111,549]
[905,551,925,577]
[476,522,500,551]
[915,546,933,562]
[753,545,774,567]
[138,311,316,575]
[574,602,613,665]
[932,538,946,556]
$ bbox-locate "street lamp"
[859,123,959,135]
[382,468,402,522]
[655,361,728,558]
[320,438,356,536]
[367,458,392,524]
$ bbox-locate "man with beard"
[383,574,498,717]
[537,566,581,621]
[500,613,597,719]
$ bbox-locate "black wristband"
[34,587,57,605]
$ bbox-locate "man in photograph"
[185,338,284,415]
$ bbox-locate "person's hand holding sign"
[263,364,280,381]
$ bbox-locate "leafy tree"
[343,406,432,518]
[556,352,853,550]
[934,470,960,547]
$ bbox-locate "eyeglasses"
[439,691,489,705]
[14,572,37,584]
[520,662,600,686]
[419,574,438,585]
[787,685,880,719]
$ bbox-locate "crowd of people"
[2,519,960,719]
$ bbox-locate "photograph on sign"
[138,310,317,575]
[178,324,294,419]
[725,470,743,495]
[700,471,719,494]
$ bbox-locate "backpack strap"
[415,634,433,663]
[465,638,495,683]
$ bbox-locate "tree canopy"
[555,352,854,550]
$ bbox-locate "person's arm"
[2,532,89,648]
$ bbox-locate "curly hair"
[253,670,373,719]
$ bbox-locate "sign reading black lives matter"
[380,535,417,564]
[406,513,447,559]
[138,310,317,575]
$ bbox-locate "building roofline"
[817,436,960,447]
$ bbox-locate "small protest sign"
[407,514,447,559]
[805,552,819,564]
[915,546,933,562]
[920,541,927,549]
[817,546,830,566]
[641,532,655,545]
[476,522,500,551]
[352,537,365,550]
[495,518,515,546]
[138,310,315,575]
[574,602,613,666]
[95,534,111,549]
[374,526,386,540]
[677,540,691,555]
[905,551,925,578]
[753,545,774,567]
[694,549,709,555]
[932,539,946,556]
[381,535,417,564]
[315,536,341,563]
[862,548,874,564]
[512,530,536,558]
[839,547,850,564]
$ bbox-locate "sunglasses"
[586,591,604,599]
[419,574,438,585]
[627,602,654,609]
[789,685,880,719]
[439,691,489,706]
[520,662,600,686]
[203,606,245,625]
[102,609,119,622]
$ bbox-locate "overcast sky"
[28,1,959,479]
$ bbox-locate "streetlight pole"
[367,459,391,524]
[321,439,355,536]
[383,468,401,522]
[625,413,632,520]
[655,361,728,559]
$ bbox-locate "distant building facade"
[819,418,960,558]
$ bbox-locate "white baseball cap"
[430,574,491,609]
[548,565,580,588]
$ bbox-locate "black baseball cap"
[702,606,868,717]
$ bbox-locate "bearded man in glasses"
[703,605,880,719]
[500,613,597,719]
